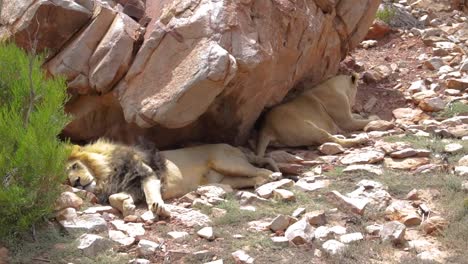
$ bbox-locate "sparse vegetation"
[437,101,468,118]
[376,6,396,23]
[0,42,71,241]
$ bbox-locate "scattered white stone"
[365,224,382,235]
[272,189,295,201]
[55,208,78,221]
[204,260,223,264]
[291,207,306,218]
[255,179,294,198]
[340,232,364,244]
[168,231,190,242]
[322,240,346,255]
[240,205,256,212]
[361,40,377,49]
[314,226,331,241]
[381,221,406,244]
[325,191,369,215]
[129,259,151,264]
[318,142,345,155]
[60,213,108,234]
[197,184,231,199]
[109,230,135,246]
[78,234,114,257]
[111,220,145,237]
[231,250,254,264]
[417,249,446,263]
[137,239,161,257]
[83,205,115,214]
[284,219,314,245]
[166,205,212,227]
[340,150,385,165]
[236,191,268,205]
[294,178,330,192]
[444,143,463,153]
[197,227,215,241]
[141,211,156,222]
[271,236,289,247]
[343,164,383,176]
[329,226,347,235]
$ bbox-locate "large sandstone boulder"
[1,0,381,147]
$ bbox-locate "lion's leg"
[304,121,367,148]
[141,172,171,218]
[256,128,275,157]
[326,95,374,131]
[219,175,269,189]
[109,192,136,217]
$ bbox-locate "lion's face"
[66,160,96,192]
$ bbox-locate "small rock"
[419,97,446,112]
[305,210,327,226]
[408,80,427,93]
[197,184,231,199]
[77,234,114,257]
[340,232,364,244]
[417,249,446,263]
[366,224,382,235]
[54,192,83,211]
[284,219,315,245]
[123,215,139,223]
[197,227,215,241]
[255,179,294,198]
[168,231,190,242]
[421,216,448,235]
[111,220,145,237]
[384,157,430,170]
[406,189,420,200]
[109,230,135,246]
[129,259,151,264]
[454,166,468,176]
[380,221,406,244]
[444,143,463,153]
[272,189,296,201]
[361,40,378,49]
[137,239,161,257]
[60,213,108,234]
[166,205,212,228]
[446,78,468,90]
[236,191,268,205]
[269,215,296,232]
[343,164,383,176]
[366,19,391,40]
[294,178,330,192]
[211,208,227,218]
[322,240,346,255]
[364,120,394,132]
[329,225,347,235]
[340,150,385,165]
[318,143,345,155]
[393,108,427,123]
[314,226,332,241]
[291,207,306,218]
[325,190,369,215]
[458,155,468,166]
[141,211,156,222]
[231,250,254,264]
[424,57,445,70]
[271,236,289,247]
[55,208,78,221]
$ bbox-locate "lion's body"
[257,74,376,157]
[66,141,278,216]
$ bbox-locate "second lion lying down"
[66,140,279,217]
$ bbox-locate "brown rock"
[364,120,394,132]
[0,247,8,264]
[284,219,315,245]
[5,0,380,146]
[384,157,430,170]
[419,97,446,112]
[381,221,406,244]
[393,107,429,124]
[318,142,345,155]
[446,78,468,90]
[325,190,369,215]
[272,189,296,202]
[365,19,391,40]
[0,0,93,55]
[421,216,448,235]
[54,192,83,211]
[305,210,327,226]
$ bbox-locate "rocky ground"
[2,0,468,264]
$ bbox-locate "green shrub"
[376,6,396,24]
[0,42,70,240]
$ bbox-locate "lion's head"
[66,160,96,192]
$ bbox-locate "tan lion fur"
[257,73,378,157]
[66,141,279,217]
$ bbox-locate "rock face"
[1,0,381,146]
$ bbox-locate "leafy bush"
[376,6,396,23]
[0,42,70,239]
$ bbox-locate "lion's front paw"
[148,201,171,218]
[122,203,136,217]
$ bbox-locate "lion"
[66,140,280,217]
[256,73,378,157]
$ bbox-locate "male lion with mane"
[256,73,379,157]
[66,140,280,217]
